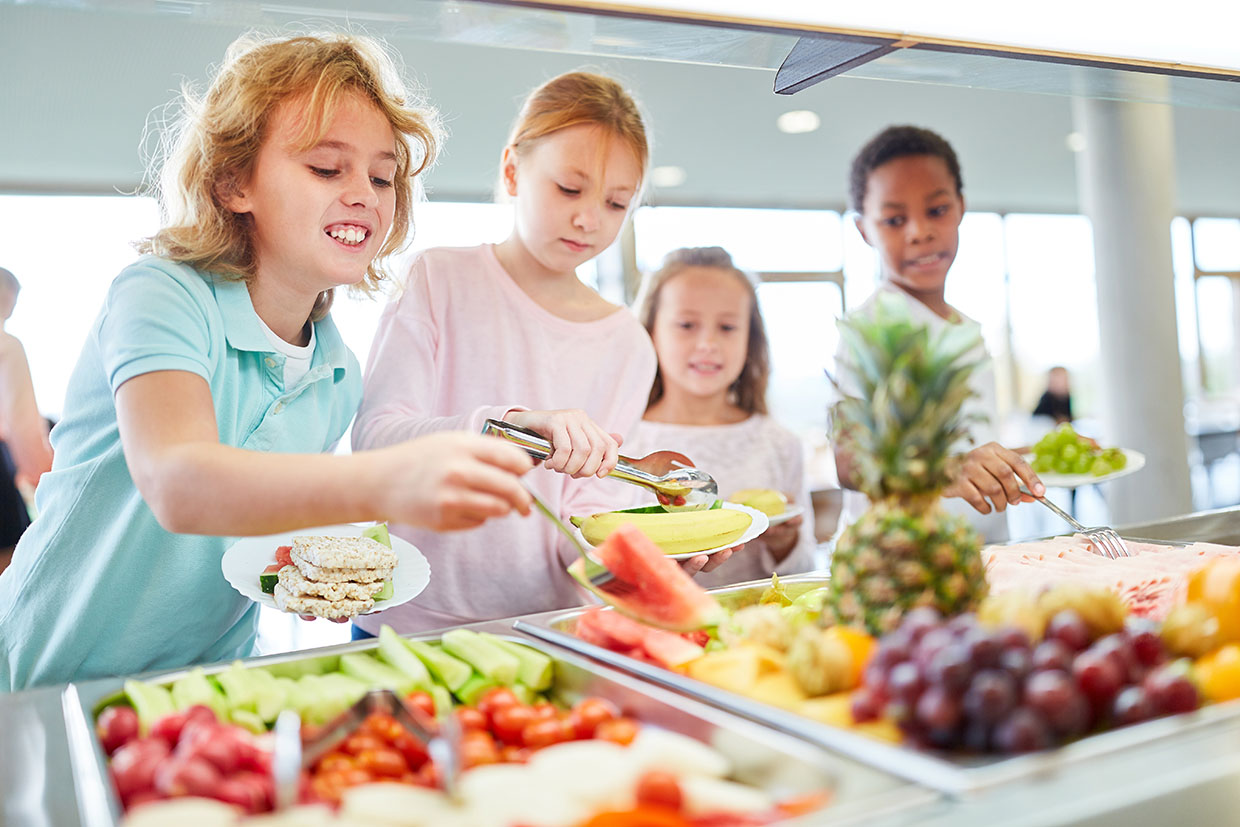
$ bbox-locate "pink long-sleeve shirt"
[352,244,657,633]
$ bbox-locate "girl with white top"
[627,247,817,586]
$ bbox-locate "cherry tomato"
[521,718,569,750]
[341,767,374,787]
[314,751,356,774]
[390,732,428,769]
[454,707,488,732]
[309,770,347,804]
[594,717,639,746]
[568,697,619,739]
[356,747,408,778]
[635,770,684,811]
[415,761,441,789]
[490,704,536,745]
[476,687,520,723]
[341,734,386,756]
[529,702,559,723]
[500,744,532,764]
[460,731,500,768]
[361,713,403,743]
[404,691,436,719]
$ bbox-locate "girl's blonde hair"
[140,32,440,320]
[638,247,770,416]
[505,71,649,194]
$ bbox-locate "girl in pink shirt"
[352,72,665,633]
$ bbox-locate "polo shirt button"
[265,357,277,369]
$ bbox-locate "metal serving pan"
[62,621,934,827]
[513,574,1240,796]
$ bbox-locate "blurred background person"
[1033,365,1074,425]
[0,267,53,573]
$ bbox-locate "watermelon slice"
[275,545,293,567]
[574,607,705,669]
[571,522,726,631]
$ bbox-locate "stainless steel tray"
[513,576,1240,796]
[62,620,934,827]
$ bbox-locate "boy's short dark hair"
[849,125,963,214]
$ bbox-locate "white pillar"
[1072,79,1194,523]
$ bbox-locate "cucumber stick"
[441,629,520,686]
[169,667,229,720]
[454,672,498,706]
[479,633,553,691]
[405,639,472,692]
[340,652,417,695]
[124,679,175,734]
[377,625,431,688]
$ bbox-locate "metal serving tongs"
[272,689,463,808]
[483,418,719,511]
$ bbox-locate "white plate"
[221,524,430,615]
[1025,448,1146,489]
[766,503,806,527]
[578,502,770,561]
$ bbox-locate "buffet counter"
[4,504,1240,827]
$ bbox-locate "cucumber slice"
[362,524,392,548]
[480,633,553,691]
[405,639,472,692]
[374,580,394,601]
[377,625,431,688]
[441,629,520,686]
[124,679,175,735]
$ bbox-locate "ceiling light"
[650,165,687,187]
[1065,132,1087,152]
[777,110,821,134]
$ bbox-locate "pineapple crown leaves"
[831,292,987,499]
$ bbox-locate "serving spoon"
[482,418,719,511]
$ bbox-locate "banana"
[731,488,787,518]
[577,508,752,555]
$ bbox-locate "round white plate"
[766,503,806,527]
[578,502,770,561]
[221,524,430,615]
[1025,448,1146,489]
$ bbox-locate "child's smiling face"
[224,90,398,296]
[856,154,964,299]
[651,266,751,403]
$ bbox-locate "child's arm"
[0,333,53,485]
[944,441,1045,514]
[116,370,532,536]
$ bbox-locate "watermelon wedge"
[570,522,726,631]
[574,607,705,669]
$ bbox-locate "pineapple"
[827,293,988,636]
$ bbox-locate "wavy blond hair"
[503,70,650,198]
[140,32,440,320]
[637,246,770,416]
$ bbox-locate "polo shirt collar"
[211,275,351,381]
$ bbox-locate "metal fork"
[1019,485,1131,559]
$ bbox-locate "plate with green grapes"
[1025,424,1145,488]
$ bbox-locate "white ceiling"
[2,2,1239,217]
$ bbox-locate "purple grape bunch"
[850,607,1200,754]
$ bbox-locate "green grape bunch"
[1031,423,1128,477]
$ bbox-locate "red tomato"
[341,733,386,756]
[635,770,683,811]
[461,730,501,768]
[415,760,441,789]
[148,711,189,745]
[390,732,428,769]
[490,704,535,745]
[341,767,374,787]
[454,707,487,732]
[110,737,170,799]
[568,697,619,740]
[404,691,435,719]
[361,713,403,744]
[211,777,264,814]
[594,717,639,746]
[476,687,520,722]
[97,706,140,756]
[521,718,569,750]
[275,545,293,567]
[529,702,559,723]
[356,747,408,778]
[500,744,532,764]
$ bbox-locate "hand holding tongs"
[272,689,463,809]
[483,418,719,512]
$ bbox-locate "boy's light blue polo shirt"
[0,256,361,691]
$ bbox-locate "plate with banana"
[570,502,769,560]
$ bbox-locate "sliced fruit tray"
[60,622,929,826]
[514,575,1240,795]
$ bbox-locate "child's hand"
[504,410,622,479]
[378,432,533,530]
[944,441,1045,515]
[761,514,803,563]
[680,545,741,575]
